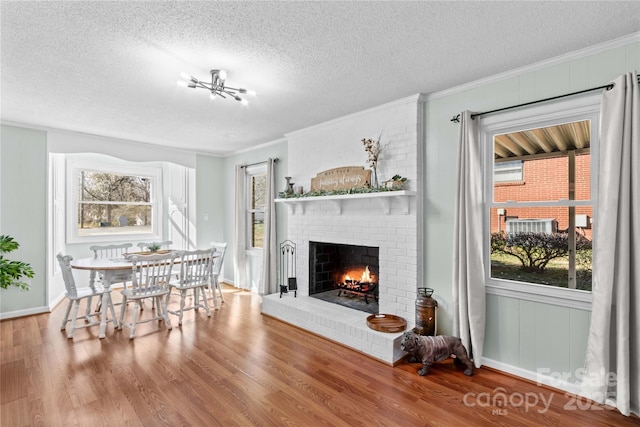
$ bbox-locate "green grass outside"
[490,252,592,291]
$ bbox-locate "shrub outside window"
[481,95,600,308]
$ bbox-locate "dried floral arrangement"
[361,132,386,188]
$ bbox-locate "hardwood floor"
[1,285,637,426]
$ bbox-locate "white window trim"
[480,93,601,309]
[245,164,267,252]
[66,158,163,244]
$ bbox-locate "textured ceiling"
[1,1,639,156]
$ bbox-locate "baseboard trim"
[482,357,582,396]
[0,306,50,320]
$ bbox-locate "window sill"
[494,181,526,187]
[486,279,592,311]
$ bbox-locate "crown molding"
[1,120,221,159]
[224,137,287,157]
[426,31,640,102]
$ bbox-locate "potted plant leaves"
[1,235,34,290]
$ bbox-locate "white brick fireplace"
[261,94,424,364]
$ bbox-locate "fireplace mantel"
[275,190,416,215]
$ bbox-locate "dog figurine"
[400,331,473,376]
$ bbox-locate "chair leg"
[160,297,172,330]
[200,287,211,317]
[119,297,127,330]
[106,294,119,330]
[129,301,140,339]
[210,277,224,305]
[84,296,93,322]
[178,292,186,325]
[60,299,73,331]
[215,277,225,303]
[208,281,220,310]
[68,300,81,338]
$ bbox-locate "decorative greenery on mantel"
[277,186,403,199]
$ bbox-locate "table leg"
[98,273,112,339]
[89,270,97,289]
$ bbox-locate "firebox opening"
[309,241,379,314]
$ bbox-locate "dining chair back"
[90,243,133,259]
[136,240,173,251]
[209,241,227,304]
[119,252,178,338]
[89,243,133,312]
[56,253,118,338]
[167,249,214,324]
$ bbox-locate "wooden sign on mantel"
[310,166,371,192]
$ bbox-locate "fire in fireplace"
[309,241,379,312]
[337,266,378,304]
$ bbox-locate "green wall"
[1,125,47,314]
[221,141,288,288]
[196,154,226,248]
[423,40,639,378]
[0,126,227,317]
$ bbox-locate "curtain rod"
[450,75,640,123]
[240,158,279,168]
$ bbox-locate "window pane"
[77,203,152,237]
[78,171,151,203]
[494,120,591,202]
[251,211,265,248]
[490,207,592,290]
[494,160,523,183]
[252,175,266,209]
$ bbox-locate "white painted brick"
[273,95,422,364]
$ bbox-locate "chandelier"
[178,69,254,105]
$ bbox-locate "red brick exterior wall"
[491,154,592,239]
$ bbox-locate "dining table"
[70,250,221,339]
[70,255,135,338]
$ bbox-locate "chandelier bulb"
[209,92,217,101]
[218,70,227,80]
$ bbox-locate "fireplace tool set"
[279,240,297,297]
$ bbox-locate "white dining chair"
[119,252,178,339]
[136,241,178,304]
[57,253,119,339]
[90,243,133,312]
[209,241,227,305]
[166,249,213,325]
